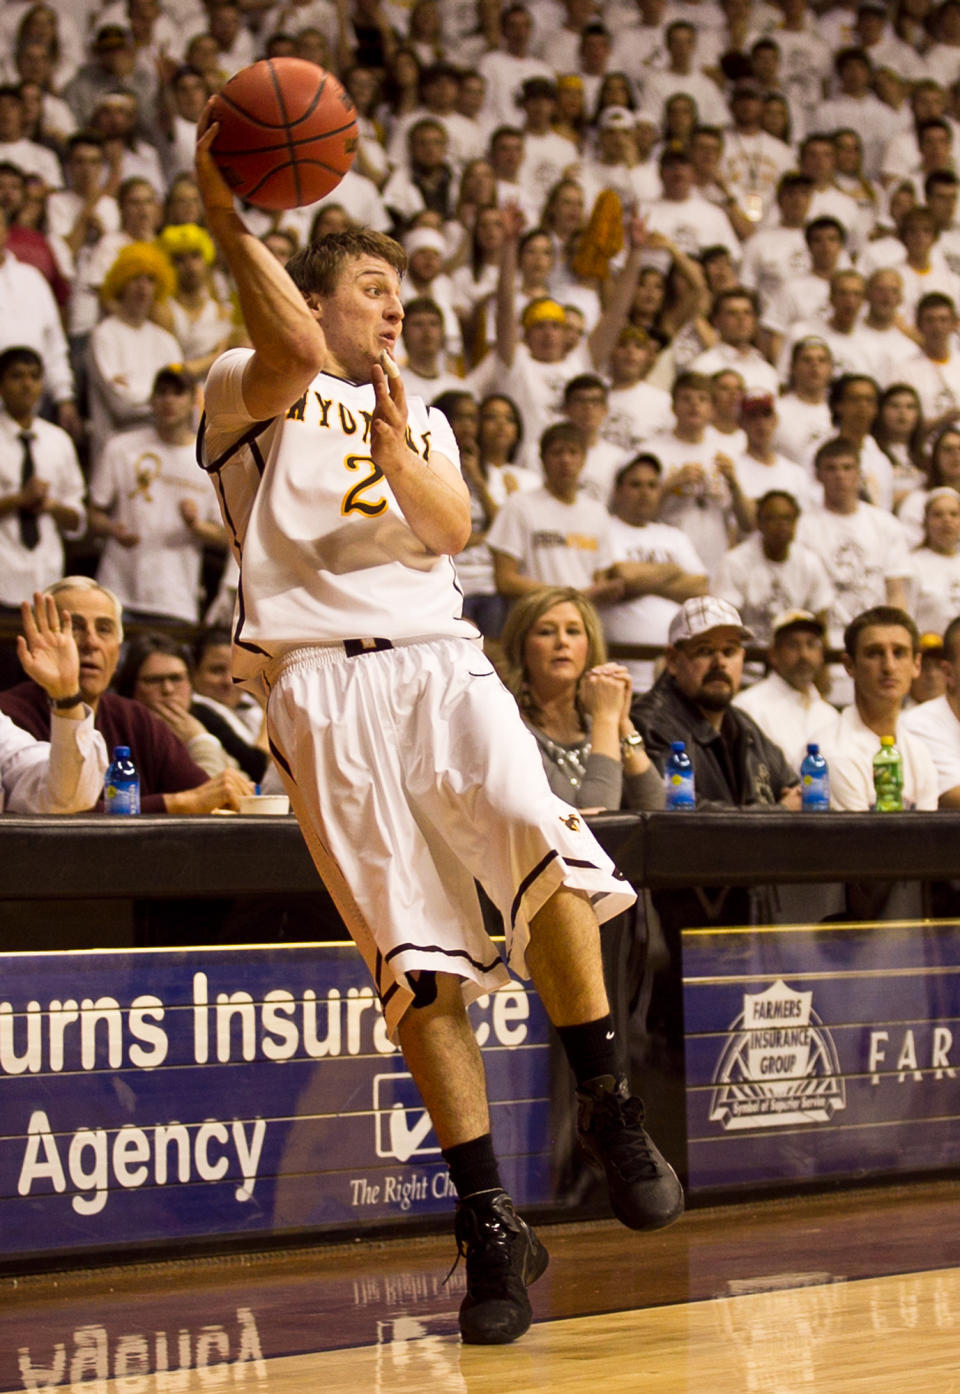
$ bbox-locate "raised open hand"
[17,591,81,702]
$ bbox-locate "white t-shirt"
[601,380,674,455]
[795,503,912,648]
[649,428,737,577]
[896,351,960,427]
[689,344,780,396]
[578,438,632,505]
[200,350,475,691]
[822,702,939,810]
[910,547,960,638]
[90,423,221,623]
[642,195,741,263]
[713,531,834,645]
[486,342,591,473]
[731,449,821,512]
[773,395,832,470]
[719,130,795,223]
[896,487,930,550]
[733,669,840,775]
[87,315,183,458]
[485,484,614,591]
[900,693,960,798]
[854,323,921,390]
[603,515,706,691]
[454,462,540,597]
[739,226,810,311]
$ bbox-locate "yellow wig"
[100,241,177,306]
[156,222,217,266]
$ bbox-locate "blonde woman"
[499,586,663,811]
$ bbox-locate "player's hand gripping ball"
[205,57,358,211]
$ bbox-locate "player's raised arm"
[195,113,326,419]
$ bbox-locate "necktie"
[18,431,40,551]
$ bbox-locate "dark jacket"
[632,673,799,810]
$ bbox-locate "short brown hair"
[843,606,920,659]
[288,229,406,296]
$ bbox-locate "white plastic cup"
[237,794,291,816]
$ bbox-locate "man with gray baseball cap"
[632,596,801,808]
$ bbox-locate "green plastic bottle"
[873,734,904,811]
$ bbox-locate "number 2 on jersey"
[341,454,387,518]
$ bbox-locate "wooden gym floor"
[3,1179,960,1392]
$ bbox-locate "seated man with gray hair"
[0,577,252,814]
[1,591,107,813]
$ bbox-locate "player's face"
[845,625,919,708]
[523,601,590,691]
[194,643,237,706]
[315,256,404,379]
[667,627,744,708]
[134,652,192,715]
[54,588,122,702]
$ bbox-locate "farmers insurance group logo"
[709,980,846,1130]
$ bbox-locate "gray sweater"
[524,717,665,811]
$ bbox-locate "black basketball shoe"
[576,1074,684,1231]
[453,1189,549,1344]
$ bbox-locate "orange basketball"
[207,58,358,211]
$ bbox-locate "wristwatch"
[620,731,645,756]
[48,692,84,710]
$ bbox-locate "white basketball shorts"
[264,637,636,1038]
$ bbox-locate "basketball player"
[194,118,683,1346]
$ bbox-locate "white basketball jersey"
[200,349,476,689]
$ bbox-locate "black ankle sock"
[442,1133,503,1201]
[556,1015,620,1087]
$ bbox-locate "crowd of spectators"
[3,0,960,813]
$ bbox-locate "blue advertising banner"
[0,944,554,1262]
[683,919,960,1191]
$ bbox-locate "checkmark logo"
[373,1072,441,1161]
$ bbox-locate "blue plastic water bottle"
[664,741,696,809]
[800,742,830,811]
[104,745,140,815]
